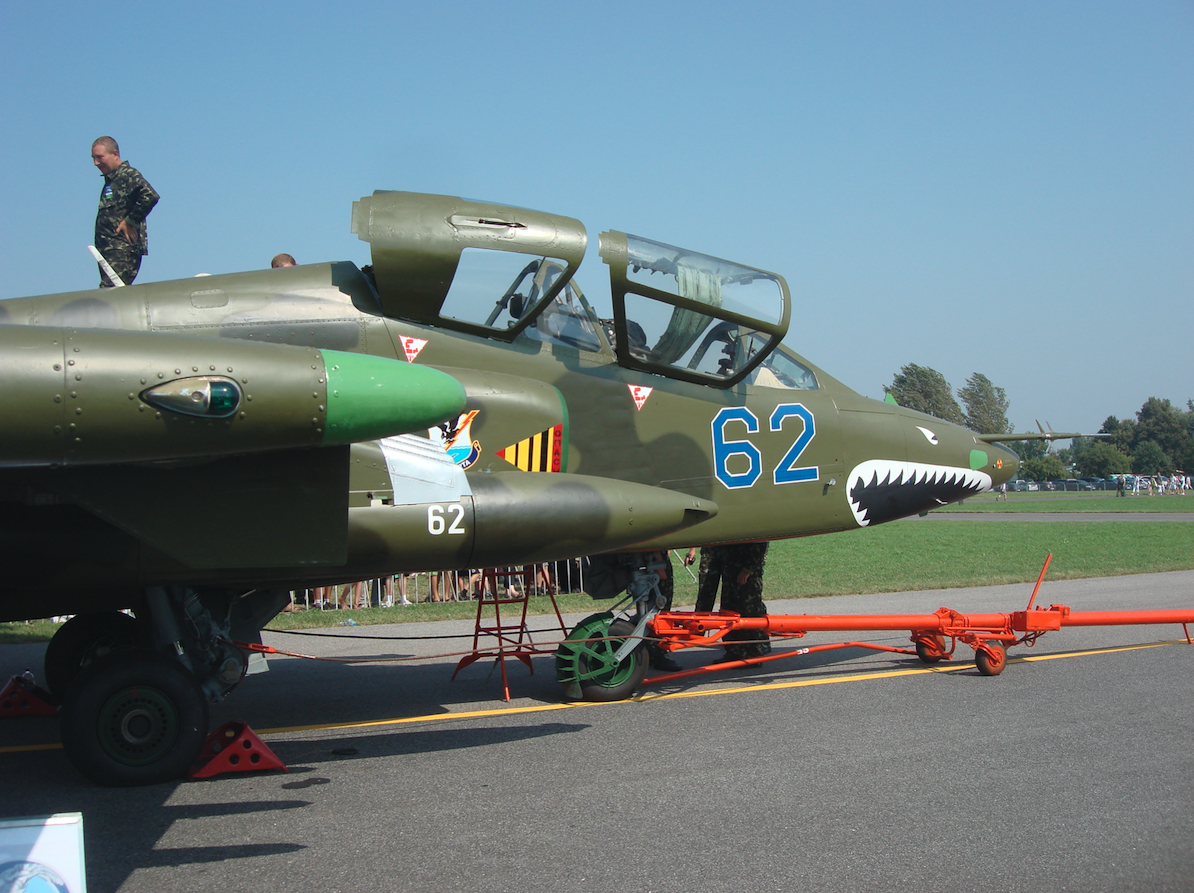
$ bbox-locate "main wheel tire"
[914,635,947,664]
[60,650,208,786]
[44,612,140,697]
[569,619,648,702]
[975,643,1007,676]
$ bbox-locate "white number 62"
[427,503,466,535]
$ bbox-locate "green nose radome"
[322,350,466,444]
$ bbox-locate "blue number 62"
[712,403,817,490]
[770,403,818,485]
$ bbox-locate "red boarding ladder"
[452,566,567,701]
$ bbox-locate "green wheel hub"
[97,684,181,766]
[556,613,648,701]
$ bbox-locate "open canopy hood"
[352,190,791,387]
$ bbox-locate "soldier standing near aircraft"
[695,542,771,661]
[692,546,721,612]
[91,136,158,287]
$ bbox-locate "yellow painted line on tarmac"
[0,742,62,755]
[256,700,601,736]
[1013,640,1174,663]
[0,639,1186,755]
[634,639,1182,703]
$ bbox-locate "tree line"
[884,363,1192,480]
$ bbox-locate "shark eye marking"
[846,459,992,527]
[916,426,939,445]
[711,403,818,490]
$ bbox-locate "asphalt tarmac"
[918,511,1194,521]
[2,571,1193,892]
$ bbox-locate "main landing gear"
[45,586,289,786]
[60,651,208,786]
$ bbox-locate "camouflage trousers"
[97,246,143,288]
[655,551,673,611]
[694,543,770,659]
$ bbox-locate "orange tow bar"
[645,555,1194,682]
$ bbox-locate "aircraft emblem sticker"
[400,336,428,363]
[433,410,481,468]
[498,424,564,472]
[628,384,653,411]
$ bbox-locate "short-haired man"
[271,253,297,268]
[91,136,159,287]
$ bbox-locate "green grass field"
[4,495,1192,644]
[938,493,1190,512]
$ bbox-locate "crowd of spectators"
[289,560,586,611]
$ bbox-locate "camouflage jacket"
[95,161,159,256]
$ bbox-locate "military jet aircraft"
[0,191,1028,785]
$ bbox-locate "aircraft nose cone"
[321,350,467,444]
[979,442,1020,485]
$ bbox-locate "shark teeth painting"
[847,459,992,527]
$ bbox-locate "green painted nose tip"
[322,350,467,444]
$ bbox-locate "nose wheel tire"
[60,650,208,786]
[556,614,648,701]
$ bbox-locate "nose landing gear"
[556,614,647,702]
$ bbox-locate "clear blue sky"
[1,1,1189,435]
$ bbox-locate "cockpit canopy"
[599,231,790,386]
[351,191,792,388]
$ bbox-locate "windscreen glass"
[743,336,819,389]
[625,235,785,325]
[440,248,601,350]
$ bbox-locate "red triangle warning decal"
[400,336,428,363]
[628,384,653,411]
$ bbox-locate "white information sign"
[0,812,86,893]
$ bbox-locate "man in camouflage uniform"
[694,542,771,661]
[91,136,159,287]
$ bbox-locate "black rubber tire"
[60,650,208,786]
[975,643,1007,676]
[914,635,947,664]
[44,612,139,698]
[577,619,648,702]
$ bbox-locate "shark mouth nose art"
[847,459,992,527]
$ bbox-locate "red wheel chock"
[188,721,288,779]
[0,675,58,717]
